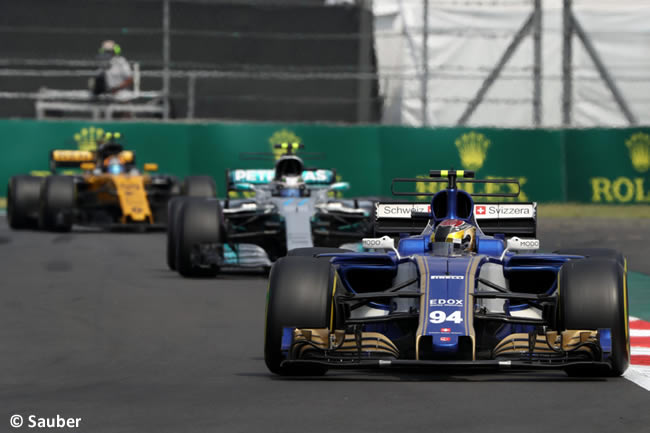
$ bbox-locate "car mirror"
[362,236,400,258]
[500,236,540,261]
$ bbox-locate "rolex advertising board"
[565,129,650,203]
[377,128,565,202]
[0,119,647,206]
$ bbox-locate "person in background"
[91,40,133,97]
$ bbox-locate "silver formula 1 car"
[167,144,376,277]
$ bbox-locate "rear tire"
[560,258,629,376]
[265,256,336,375]
[7,175,42,229]
[39,176,75,232]
[176,198,224,277]
[183,176,216,198]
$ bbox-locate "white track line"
[625,366,650,392]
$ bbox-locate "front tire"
[560,257,629,376]
[183,176,216,198]
[166,196,187,270]
[7,175,42,229]
[264,256,336,375]
[176,198,224,277]
[39,176,75,232]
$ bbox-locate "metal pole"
[356,0,372,123]
[187,74,196,119]
[162,0,170,120]
[562,0,572,126]
[532,0,542,126]
[572,16,638,125]
[421,0,429,126]
[457,12,534,126]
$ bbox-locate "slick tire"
[39,176,75,232]
[7,175,42,229]
[560,258,629,377]
[265,256,336,376]
[166,196,188,271]
[287,247,349,257]
[176,198,224,278]
[182,176,217,198]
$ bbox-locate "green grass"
[539,203,650,219]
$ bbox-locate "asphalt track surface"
[1,216,649,433]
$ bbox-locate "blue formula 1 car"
[166,144,376,277]
[264,170,629,376]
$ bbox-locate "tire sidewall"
[264,256,335,375]
[7,176,42,229]
[176,198,223,277]
[166,196,187,271]
[560,257,629,376]
[39,176,75,231]
[183,176,217,198]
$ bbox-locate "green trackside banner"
[0,119,647,204]
[565,129,650,204]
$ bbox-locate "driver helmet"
[432,219,476,253]
[99,40,121,56]
[279,175,304,197]
[105,156,125,175]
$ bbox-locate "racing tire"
[38,176,75,232]
[287,247,349,257]
[559,258,629,377]
[7,175,42,229]
[265,256,336,376]
[182,176,216,198]
[166,196,188,271]
[176,198,224,278]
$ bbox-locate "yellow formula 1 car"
[7,139,215,231]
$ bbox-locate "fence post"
[357,0,373,123]
[532,0,542,126]
[421,0,429,127]
[187,74,196,119]
[562,0,572,126]
[162,0,171,120]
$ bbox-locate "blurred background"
[1,0,648,127]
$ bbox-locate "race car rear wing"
[49,150,96,171]
[49,149,136,172]
[373,202,537,238]
[225,168,336,191]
